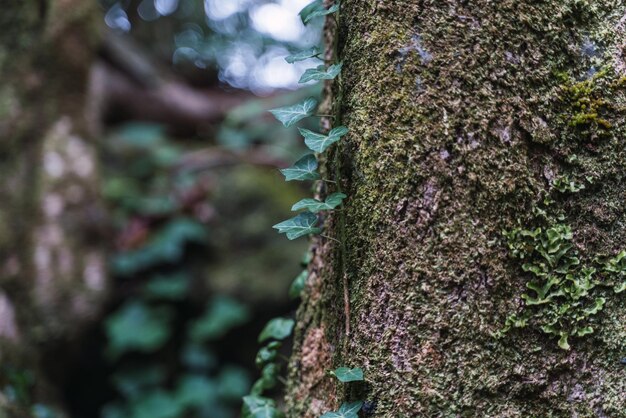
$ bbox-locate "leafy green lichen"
[501,224,625,349]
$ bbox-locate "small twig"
[320,234,341,244]
[315,114,334,117]
[343,272,350,338]
[322,178,336,184]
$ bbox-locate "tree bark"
[288,1,626,417]
[0,1,107,416]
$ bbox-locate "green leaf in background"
[129,390,183,418]
[143,272,189,300]
[111,366,166,399]
[31,404,58,418]
[258,318,295,342]
[285,47,321,63]
[299,63,343,83]
[320,401,364,418]
[331,367,364,382]
[299,1,339,24]
[189,296,250,341]
[273,212,321,240]
[269,97,317,127]
[289,270,308,299]
[175,375,217,408]
[255,342,281,368]
[111,218,208,276]
[299,126,349,153]
[279,154,320,181]
[105,302,173,358]
[292,192,347,213]
[216,366,251,400]
[181,344,217,371]
[242,396,284,418]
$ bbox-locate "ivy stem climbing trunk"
[287,1,626,416]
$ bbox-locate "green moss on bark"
[287,1,626,416]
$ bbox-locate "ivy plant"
[285,47,321,64]
[269,98,318,127]
[292,193,347,213]
[258,318,295,342]
[299,63,343,83]
[244,2,350,416]
[299,1,340,24]
[273,212,321,240]
[331,367,364,383]
[320,401,363,418]
[280,154,321,181]
[299,126,349,153]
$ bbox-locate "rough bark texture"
[288,1,626,417]
[0,1,106,416]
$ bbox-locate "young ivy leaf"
[320,401,364,418]
[299,126,349,153]
[292,192,347,213]
[279,154,320,181]
[285,47,320,64]
[299,63,343,83]
[255,341,281,368]
[331,367,364,382]
[258,318,295,343]
[269,97,318,127]
[242,395,284,418]
[289,270,308,299]
[298,0,322,23]
[251,363,280,395]
[273,212,321,240]
[299,0,339,24]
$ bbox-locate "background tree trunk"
[287,1,626,416]
[0,1,106,416]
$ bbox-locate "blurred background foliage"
[0,0,321,417]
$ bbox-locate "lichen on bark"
[287,1,626,416]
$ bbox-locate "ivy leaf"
[320,401,364,418]
[273,212,321,240]
[292,192,347,213]
[299,126,349,153]
[331,367,364,382]
[269,97,317,127]
[255,342,281,368]
[251,363,280,395]
[299,1,339,24]
[285,47,320,64]
[258,318,295,342]
[279,154,320,181]
[289,270,308,299]
[299,63,343,83]
[242,396,284,418]
[298,0,322,23]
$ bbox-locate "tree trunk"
[0,1,106,416]
[288,1,626,417]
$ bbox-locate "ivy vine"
[242,2,365,417]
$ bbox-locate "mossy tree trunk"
[287,1,626,416]
[0,1,106,416]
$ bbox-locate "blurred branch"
[93,31,251,134]
[176,147,291,173]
